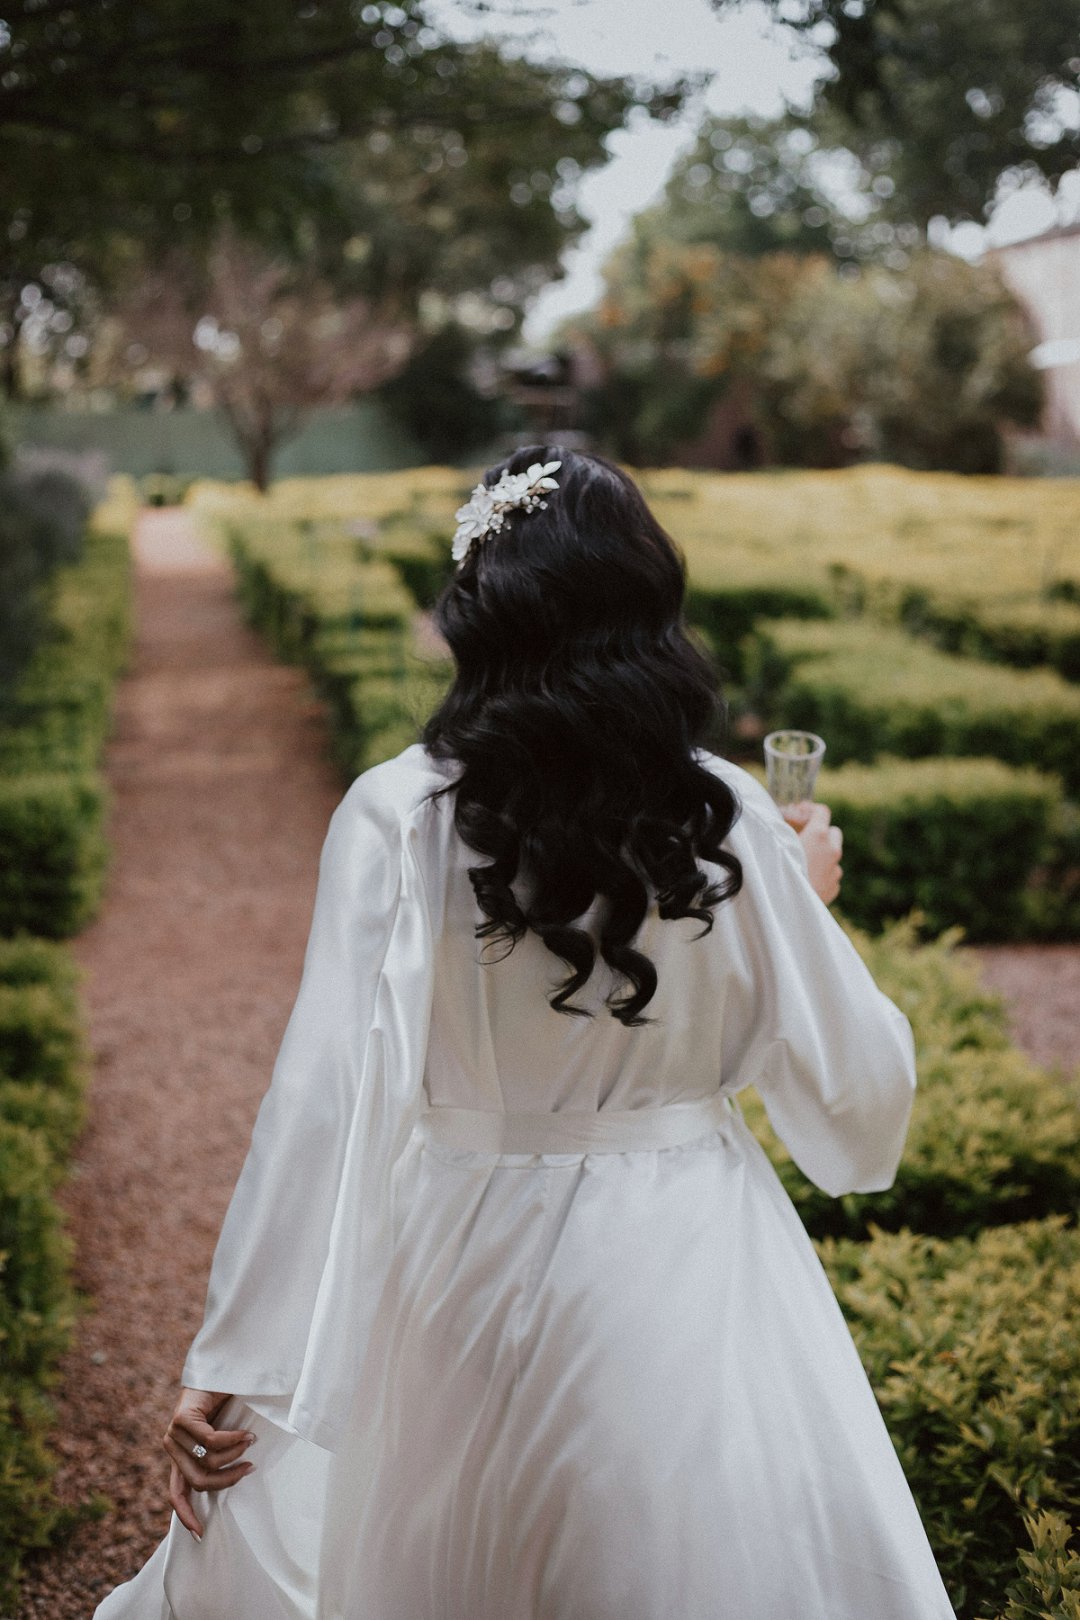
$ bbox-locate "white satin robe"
[95,743,956,1619]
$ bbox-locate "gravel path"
[14,509,344,1618]
[969,944,1080,1078]
[11,509,1078,1615]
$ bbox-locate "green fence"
[9,401,427,481]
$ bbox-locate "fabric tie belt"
[415,1089,739,1157]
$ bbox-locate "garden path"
[15,508,344,1617]
[13,510,1077,1616]
[969,944,1080,1077]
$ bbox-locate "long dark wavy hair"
[421,446,744,1026]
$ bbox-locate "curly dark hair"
[422,445,744,1026]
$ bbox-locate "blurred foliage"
[735,0,1080,229]
[746,616,1080,793]
[0,0,687,402]
[759,251,1043,472]
[567,232,1041,469]
[743,755,1070,941]
[0,484,131,1604]
[637,463,1080,610]
[0,932,88,1607]
[377,321,513,463]
[648,111,922,267]
[0,463,92,704]
[819,1218,1080,1619]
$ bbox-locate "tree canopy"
[724,0,1080,226]
[0,0,683,266]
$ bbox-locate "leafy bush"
[0,463,93,702]
[0,774,108,938]
[0,526,131,778]
[225,516,452,782]
[0,1119,76,1609]
[746,755,1067,941]
[990,1511,1080,1620]
[684,570,833,682]
[903,593,1080,683]
[818,1218,1080,1620]
[743,915,1080,1238]
[747,616,1080,792]
[0,483,130,1603]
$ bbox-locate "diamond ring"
[192,1443,208,1460]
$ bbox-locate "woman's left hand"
[162,1387,256,1540]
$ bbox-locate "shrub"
[902,592,1080,683]
[0,463,93,702]
[225,515,451,783]
[742,915,1080,1238]
[0,526,131,779]
[749,755,1066,941]
[0,1120,75,1608]
[746,616,1080,792]
[0,489,130,1604]
[818,1218,1080,1620]
[990,1511,1080,1620]
[0,774,108,938]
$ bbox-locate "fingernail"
[190,1530,202,1544]
[245,1433,257,1446]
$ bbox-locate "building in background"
[989,223,1080,466]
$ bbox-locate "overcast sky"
[426,0,1079,346]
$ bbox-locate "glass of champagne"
[763,730,826,826]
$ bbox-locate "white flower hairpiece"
[451,460,562,566]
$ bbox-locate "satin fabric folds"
[95,744,956,1620]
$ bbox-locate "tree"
[119,232,413,489]
[1,4,688,399]
[377,322,510,463]
[647,112,922,269]
[565,234,1042,472]
[562,227,806,463]
[0,1,686,284]
[716,0,1080,228]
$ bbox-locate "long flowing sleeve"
[181,754,439,1451]
[715,761,917,1199]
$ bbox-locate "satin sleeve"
[181,762,437,1450]
[718,782,917,1199]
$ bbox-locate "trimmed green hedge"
[0,525,131,939]
[0,501,130,1604]
[901,591,1080,683]
[684,566,833,683]
[747,616,1080,792]
[745,755,1071,941]
[0,774,108,939]
[744,914,1080,1240]
[0,936,87,1608]
[819,1217,1080,1620]
[226,519,452,781]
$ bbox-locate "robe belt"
[415,1088,739,1156]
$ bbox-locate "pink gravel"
[14,509,344,1617]
[969,943,1080,1079]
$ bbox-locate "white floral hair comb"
[451,460,562,566]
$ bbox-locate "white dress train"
[95,744,956,1619]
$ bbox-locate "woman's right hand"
[162,1387,256,1540]
[783,801,843,905]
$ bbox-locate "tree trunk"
[1,307,21,402]
[248,436,273,492]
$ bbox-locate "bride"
[96,447,955,1618]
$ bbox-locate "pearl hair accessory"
[451,460,562,566]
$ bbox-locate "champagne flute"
[763,730,826,827]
